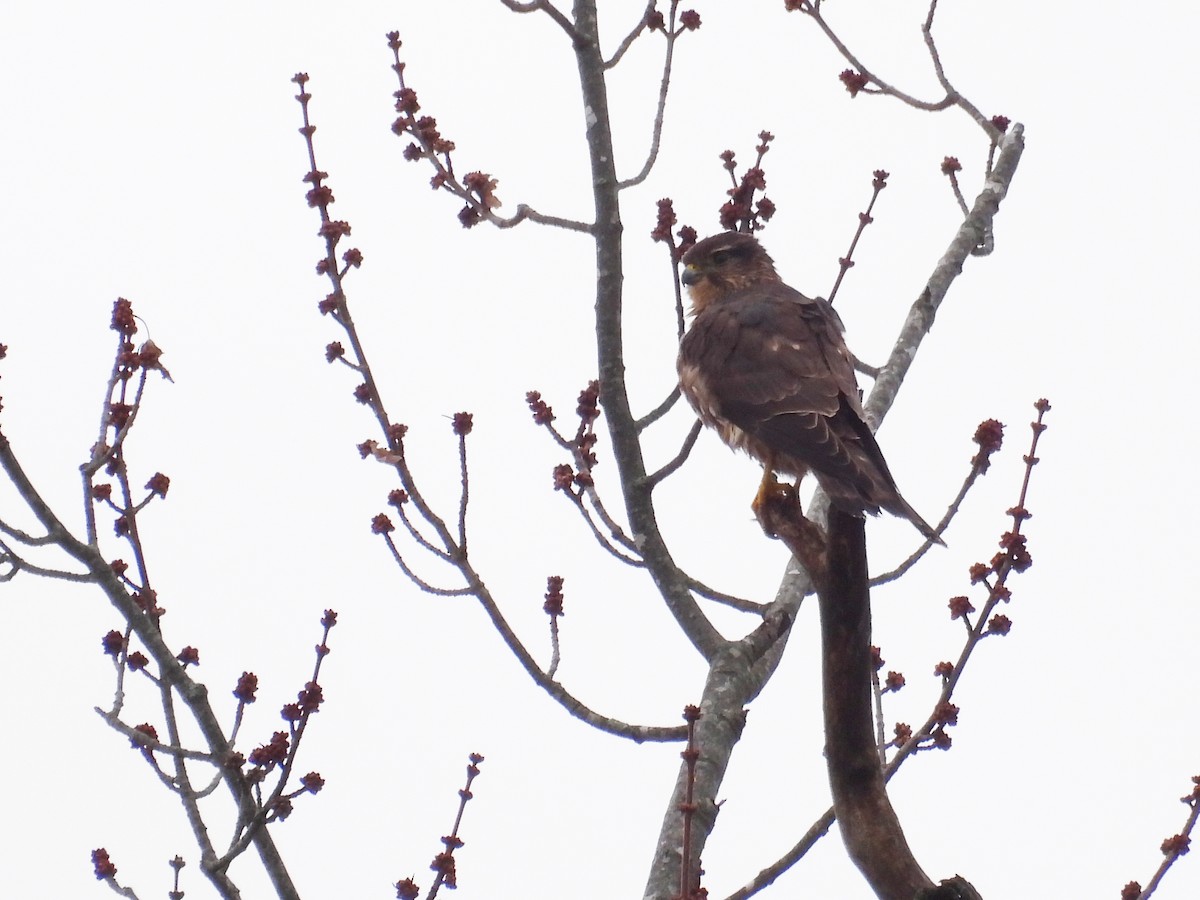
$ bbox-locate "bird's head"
[680,231,779,314]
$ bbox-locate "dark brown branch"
[738,406,1046,894]
[775,501,940,899]
[820,511,933,899]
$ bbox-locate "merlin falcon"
[676,231,943,545]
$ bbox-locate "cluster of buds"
[649,197,697,262]
[530,381,604,498]
[717,133,777,232]
[386,33,500,229]
[91,848,118,880]
[838,69,870,97]
[543,576,564,616]
[248,731,290,769]
[645,8,702,32]
[971,418,1004,471]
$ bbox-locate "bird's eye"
[710,249,731,265]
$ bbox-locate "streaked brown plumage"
[676,231,942,544]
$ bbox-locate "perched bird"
[676,231,943,545]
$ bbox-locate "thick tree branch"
[572,0,724,660]
[817,509,937,898]
[643,604,793,899]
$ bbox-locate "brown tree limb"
[817,508,936,898]
[755,487,940,897]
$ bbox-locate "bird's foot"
[751,474,801,539]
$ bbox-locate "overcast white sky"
[2,2,1198,899]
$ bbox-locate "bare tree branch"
[644,419,702,488]
[604,1,656,68]
[617,1,682,189]
[499,0,585,46]
[572,0,725,660]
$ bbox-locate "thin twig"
[884,401,1048,769]
[578,483,640,553]
[568,491,645,565]
[380,534,474,597]
[871,664,888,766]
[850,352,880,380]
[721,808,835,900]
[393,501,456,563]
[644,419,702,488]
[0,550,93,582]
[678,705,702,900]
[457,432,469,553]
[546,613,561,679]
[388,40,592,232]
[685,576,765,614]
[827,169,889,307]
[636,385,682,433]
[604,1,656,68]
[0,518,56,545]
[871,429,998,586]
[1136,780,1200,899]
[618,0,681,189]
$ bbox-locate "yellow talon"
[750,466,796,513]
